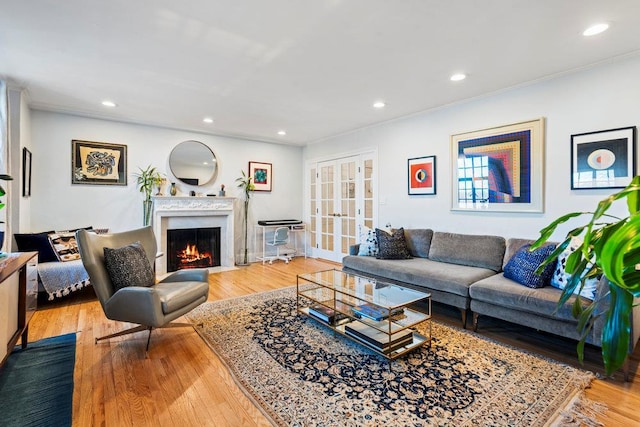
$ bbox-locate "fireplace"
[167,227,221,272]
[152,196,235,275]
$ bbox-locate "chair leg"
[95,324,149,344]
[145,327,153,352]
[95,322,198,346]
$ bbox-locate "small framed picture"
[571,126,636,190]
[248,161,272,192]
[72,140,128,185]
[22,147,32,197]
[408,156,436,195]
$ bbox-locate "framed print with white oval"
[571,126,636,190]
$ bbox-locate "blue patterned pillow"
[504,243,556,288]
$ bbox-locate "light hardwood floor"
[27,258,639,426]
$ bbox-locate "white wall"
[6,88,32,251]
[304,54,640,241]
[29,112,303,260]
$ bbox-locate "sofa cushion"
[104,241,155,292]
[376,228,412,259]
[470,273,588,322]
[357,226,378,257]
[429,232,505,272]
[403,229,433,258]
[551,236,598,300]
[14,231,59,263]
[504,244,556,288]
[342,256,497,298]
[49,231,82,262]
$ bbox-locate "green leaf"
[626,176,640,214]
[534,240,569,275]
[601,284,633,375]
[531,212,584,250]
[601,215,640,289]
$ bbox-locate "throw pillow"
[14,231,59,263]
[376,227,412,260]
[49,232,82,262]
[103,241,155,292]
[551,236,599,300]
[504,243,556,288]
[357,226,379,257]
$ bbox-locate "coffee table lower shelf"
[299,307,431,360]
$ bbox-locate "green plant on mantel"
[531,175,640,376]
[134,165,164,226]
[236,170,255,265]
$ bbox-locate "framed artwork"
[72,140,127,185]
[22,147,32,197]
[451,118,545,213]
[571,126,636,190]
[408,156,436,195]
[248,161,272,192]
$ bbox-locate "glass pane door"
[309,153,375,262]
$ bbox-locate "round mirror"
[169,140,218,186]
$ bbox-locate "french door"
[308,153,376,262]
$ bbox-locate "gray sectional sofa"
[342,228,640,378]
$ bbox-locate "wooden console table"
[0,252,38,367]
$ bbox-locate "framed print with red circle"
[408,156,436,195]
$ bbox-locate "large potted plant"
[134,165,164,226]
[0,174,13,253]
[236,170,255,265]
[531,175,640,377]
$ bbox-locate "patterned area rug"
[187,287,604,426]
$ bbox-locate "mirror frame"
[168,140,218,186]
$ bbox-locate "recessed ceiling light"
[583,23,609,36]
[373,101,386,109]
[277,130,287,136]
[203,117,214,124]
[101,100,117,107]
[450,73,466,82]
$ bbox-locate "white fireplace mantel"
[152,196,235,275]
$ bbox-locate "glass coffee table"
[296,269,431,359]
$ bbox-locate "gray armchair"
[76,226,209,351]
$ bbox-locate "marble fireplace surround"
[152,196,235,276]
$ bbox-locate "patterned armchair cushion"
[104,241,155,292]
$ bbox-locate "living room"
[2,2,640,426]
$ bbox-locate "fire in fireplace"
[167,227,221,272]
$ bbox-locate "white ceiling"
[2,1,640,146]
